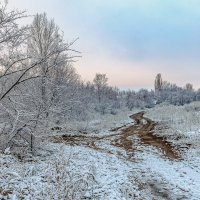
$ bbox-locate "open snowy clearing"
[1,104,200,200]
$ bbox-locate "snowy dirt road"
[1,112,200,199]
[53,111,180,161]
[52,112,200,199]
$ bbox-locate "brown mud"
[113,112,180,160]
[53,111,180,160]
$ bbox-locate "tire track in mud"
[53,111,180,161]
[113,112,180,160]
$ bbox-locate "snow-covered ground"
[1,103,200,199]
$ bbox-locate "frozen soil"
[1,110,200,199]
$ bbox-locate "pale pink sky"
[8,0,200,90]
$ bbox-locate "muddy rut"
[53,112,180,160]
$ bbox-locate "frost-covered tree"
[185,83,193,91]
[154,73,162,92]
[92,74,121,114]
[93,73,108,103]
[0,6,81,151]
[0,1,29,101]
[28,13,65,116]
[27,13,81,119]
[0,2,33,150]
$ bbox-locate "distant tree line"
[154,73,199,106]
[121,73,200,111]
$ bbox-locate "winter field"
[1,1,200,200]
[1,102,200,200]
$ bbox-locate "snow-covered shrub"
[0,145,97,200]
[41,147,95,199]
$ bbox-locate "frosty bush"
[0,145,97,200]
